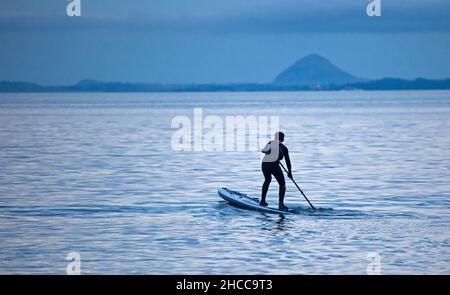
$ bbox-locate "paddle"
[280,163,316,210]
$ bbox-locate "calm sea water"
[0,91,449,274]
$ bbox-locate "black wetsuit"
[261,141,292,206]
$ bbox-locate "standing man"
[260,132,292,210]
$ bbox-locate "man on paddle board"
[260,132,293,210]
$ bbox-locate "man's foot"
[279,204,289,211]
[259,200,268,207]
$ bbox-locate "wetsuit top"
[261,141,292,173]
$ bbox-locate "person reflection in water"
[260,132,292,211]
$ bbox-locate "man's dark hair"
[275,132,285,142]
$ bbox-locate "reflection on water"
[0,91,449,274]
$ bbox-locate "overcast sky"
[0,0,449,84]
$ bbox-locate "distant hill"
[343,78,450,90]
[0,81,48,92]
[273,54,364,86]
[69,79,162,92]
[70,78,450,91]
[2,78,450,92]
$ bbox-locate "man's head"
[275,132,285,143]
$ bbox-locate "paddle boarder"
[260,132,292,210]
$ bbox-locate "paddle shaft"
[279,163,316,210]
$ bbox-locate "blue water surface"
[0,91,449,274]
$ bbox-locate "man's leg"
[273,165,288,210]
[261,167,271,206]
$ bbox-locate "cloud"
[0,0,449,33]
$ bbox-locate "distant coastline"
[1,77,450,93]
[2,55,450,93]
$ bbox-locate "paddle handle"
[280,163,316,210]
